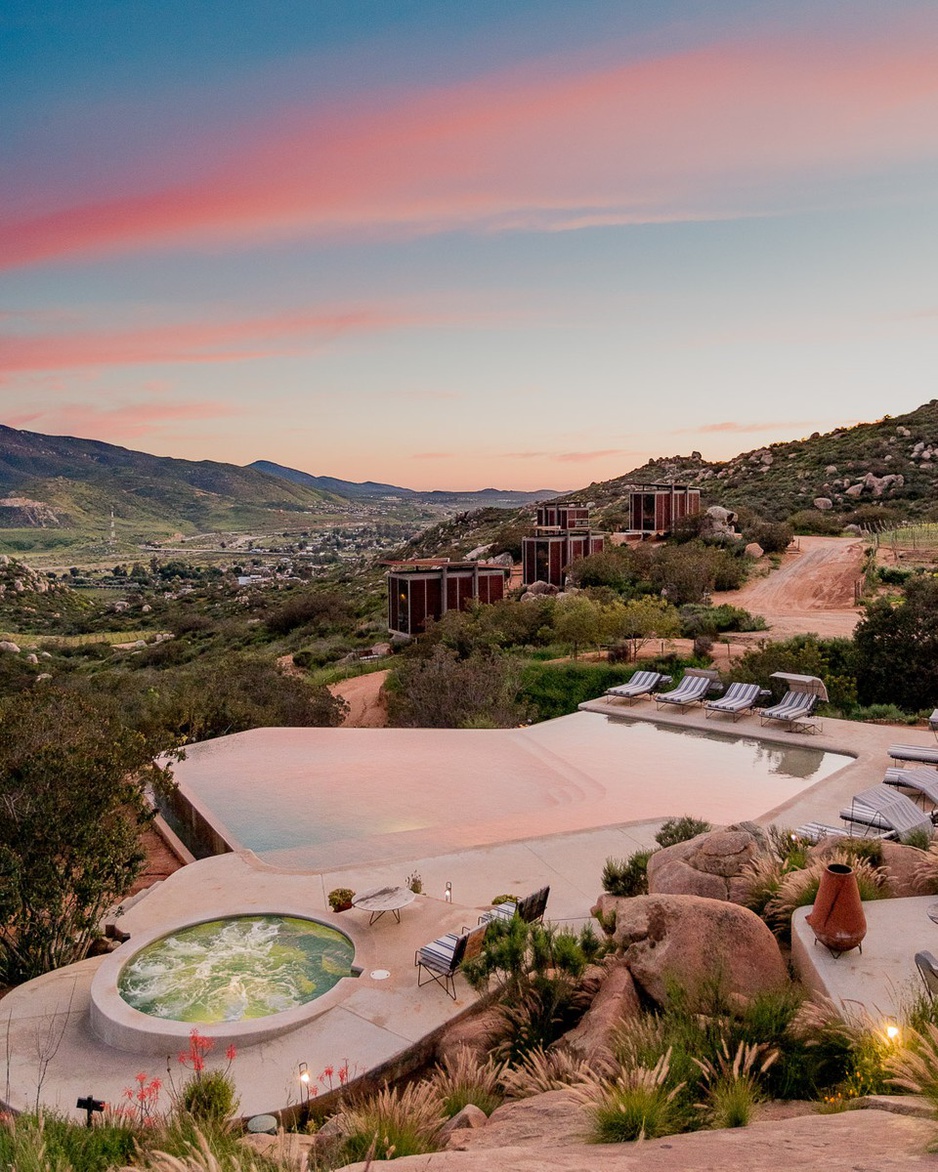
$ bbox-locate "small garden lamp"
[298,1061,311,1104]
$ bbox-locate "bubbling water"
[118,915,354,1023]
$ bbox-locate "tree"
[854,577,938,710]
[609,596,681,660]
[0,690,177,984]
[388,645,530,728]
[553,596,603,659]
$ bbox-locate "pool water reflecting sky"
[170,713,853,871]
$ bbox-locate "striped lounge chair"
[654,672,719,713]
[415,924,486,1000]
[759,691,818,733]
[840,783,934,842]
[889,743,938,767]
[478,885,550,928]
[705,682,768,722]
[883,766,938,809]
[605,670,671,705]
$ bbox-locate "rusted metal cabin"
[385,560,510,637]
[533,504,591,531]
[522,504,604,588]
[628,484,701,536]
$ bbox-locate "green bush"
[181,1070,239,1124]
[0,1112,140,1172]
[520,662,629,720]
[655,817,712,849]
[602,851,655,897]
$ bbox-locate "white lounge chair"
[477,885,549,928]
[759,691,818,733]
[705,682,768,722]
[605,670,671,705]
[654,671,719,713]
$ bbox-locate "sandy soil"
[720,535,865,639]
[330,669,390,728]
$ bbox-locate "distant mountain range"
[3,400,936,549]
[0,425,559,541]
[248,459,558,506]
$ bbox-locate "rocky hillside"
[565,400,938,524]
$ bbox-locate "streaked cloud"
[0,306,423,373]
[3,23,937,269]
[4,397,238,442]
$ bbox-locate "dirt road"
[330,669,390,727]
[720,535,865,639]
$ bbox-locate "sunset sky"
[2,1,938,491]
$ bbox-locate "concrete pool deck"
[3,703,933,1120]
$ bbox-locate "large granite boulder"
[593,893,787,1009]
[647,824,769,903]
[559,960,641,1059]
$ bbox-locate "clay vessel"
[805,862,867,956]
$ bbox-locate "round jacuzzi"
[91,913,359,1054]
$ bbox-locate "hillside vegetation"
[0,424,340,540]
[566,400,938,527]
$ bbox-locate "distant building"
[628,484,700,536]
[522,504,605,588]
[384,559,510,637]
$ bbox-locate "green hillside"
[0,425,340,540]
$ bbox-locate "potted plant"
[328,888,355,912]
[405,871,423,894]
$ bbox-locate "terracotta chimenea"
[805,862,867,957]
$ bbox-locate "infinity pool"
[166,713,854,870]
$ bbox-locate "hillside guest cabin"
[522,504,605,588]
[628,484,701,536]
[385,559,511,636]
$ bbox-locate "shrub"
[602,850,655,897]
[0,1112,140,1172]
[578,1053,687,1143]
[744,521,794,554]
[501,1047,599,1098]
[180,1070,238,1125]
[655,817,712,849]
[694,1040,778,1129]
[428,1046,504,1117]
[788,509,844,535]
[337,1083,446,1163]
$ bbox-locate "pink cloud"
[0,306,420,373]
[3,397,238,442]
[2,24,937,269]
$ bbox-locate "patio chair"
[478,885,550,928]
[931,710,938,742]
[704,682,769,722]
[759,691,818,733]
[916,951,938,1000]
[415,924,486,1000]
[839,783,934,842]
[883,766,938,809]
[889,743,938,767]
[604,670,671,705]
[654,671,720,713]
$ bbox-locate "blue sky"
[2,1,937,489]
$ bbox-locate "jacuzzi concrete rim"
[90,909,362,1055]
